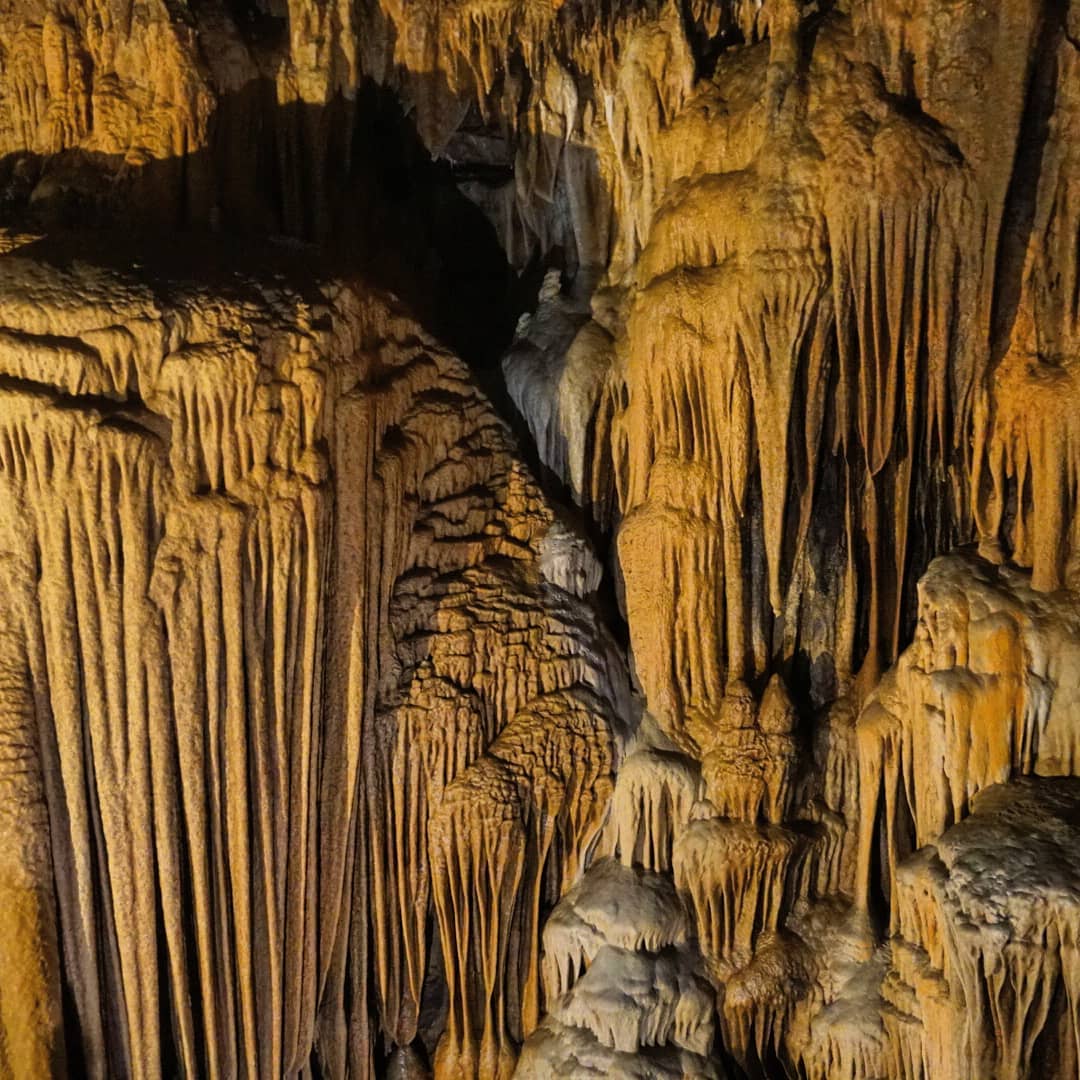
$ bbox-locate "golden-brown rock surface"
[0,234,626,1077]
[0,1,1079,1078]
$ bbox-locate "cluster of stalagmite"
[517,856,720,1079]
[1,0,1080,1078]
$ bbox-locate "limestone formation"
[0,235,625,1077]
[1,1,1080,1078]
[887,778,1080,1079]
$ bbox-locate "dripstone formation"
[0,2,1078,1078]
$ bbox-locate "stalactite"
[673,818,799,971]
[369,673,488,1049]
[610,747,703,871]
[0,390,171,1079]
[502,271,615,512]
[886,779,1080,1079]
[360,0,723,274]
[2,0,1080,1076]
[977,32,1080,594]
[700,677,799,826]
[798,698,860,898]
[799,1020,887,1080]
[428,687,617,1075]
[0,241,625,1079]
[720,931,812,1072]
[430,757,527,1080]
[856,554,1080,916]
[0,618,65,1076]
[610,62,975,728]
[786,906,887,1080]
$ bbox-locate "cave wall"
[0,236,627,1076]
[0,1,1079,1078]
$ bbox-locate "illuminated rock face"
[0,239,627,1077]
[1,2,1080,1079]
[887,778,1080,1080]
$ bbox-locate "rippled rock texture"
[1,1,1080,1078]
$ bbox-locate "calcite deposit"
[1,1,1080,1078]
[0,236,626,1078]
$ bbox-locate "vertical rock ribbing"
[2,1,1080,1078]
[0,240,626,1078]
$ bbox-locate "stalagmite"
[515,1017,724,1080]
[550,946,715,1057]
[521,834,718,1079]
[541,857,692,1002]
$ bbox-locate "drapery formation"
[1,1,1080,1078]
[0,242,626,1077]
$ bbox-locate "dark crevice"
[224,0,288,46]
[990,0,1067,364]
